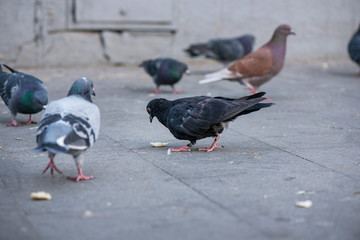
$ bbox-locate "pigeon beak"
[92,89,96,97]
[43,105,47,110]
[149,115,153,123]
[290,29,296,35]
[185,69,191,75]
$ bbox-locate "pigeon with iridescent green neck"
[139,58,190,94]
[199,25,295,94]
[0,64,48,126]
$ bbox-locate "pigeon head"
[181,63,190,75]
[67,77,96,102]
[273,24,296,38]
[146,98,170,123]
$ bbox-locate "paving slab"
[0,60,359,240]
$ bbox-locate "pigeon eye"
[91,83,94,87]
[147,108,151,113]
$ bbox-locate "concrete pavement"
[0,60,359,240]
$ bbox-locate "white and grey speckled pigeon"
[0,64,48,127]
[34,77,100,182]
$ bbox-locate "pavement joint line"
[234,130,358,181]
[99,131,259,229]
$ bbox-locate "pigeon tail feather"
[199,68,240,84]
[2,64,17,73]
[199,77,224,84]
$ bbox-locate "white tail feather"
[199,68,241,84]
[205,68,230,78]
[199,77,224,84]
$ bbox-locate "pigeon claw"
[7,120,22,127]
[42,160,63,175]
[151,88,162,94]
[22,120,37,125]
[68,163,93,181]
[198,145,223,152]
[22,115,37,125]
[198,135,222,152]
[170,145,191,152]
[172,88,184,94]
[67,174,94,182]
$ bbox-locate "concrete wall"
[0,0,359,67]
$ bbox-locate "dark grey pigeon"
[184,35,255,65]
[139,57,190,94]
[146,92,273,152]
[0,64,48,127]
[348,24,360,75]
[34,77,100,182]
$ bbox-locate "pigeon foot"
[22,119,37,125]
[151,88,162,94]
[198,135,222,152]
[42,158,63,175]
[22,115,37,125]
[68,174,94,182]
[170,145,191,152]
[172,88,184,94]
[7,120,22,127]
[198,145,223,152]
[68,163,93,181]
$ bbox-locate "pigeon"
[146,92,273,152]
[34,77,100,181]
[139,57,190,94]
[184,34,255,65]
[348,24,360,75]
[199,25,295,94]
[0,64,48,127]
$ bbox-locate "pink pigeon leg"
[42,154,63,175]
[151,87,162,94]
[170,145,191,152]
[198,135,223,152]
[22,114,37,125]
[244,82,256,94]
[67,163,94,181]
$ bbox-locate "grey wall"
[0,0,359,67]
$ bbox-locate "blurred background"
[0,0,359,68]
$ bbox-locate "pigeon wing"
[168,98,227,138]
[228,46,273,77]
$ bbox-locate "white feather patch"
[56,136,66,147]
[199,68,241,84]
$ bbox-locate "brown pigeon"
[199,24,295,94]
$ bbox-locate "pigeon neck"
[68,89,92,102]
[269,33,287,57]
[154,102,172,127]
